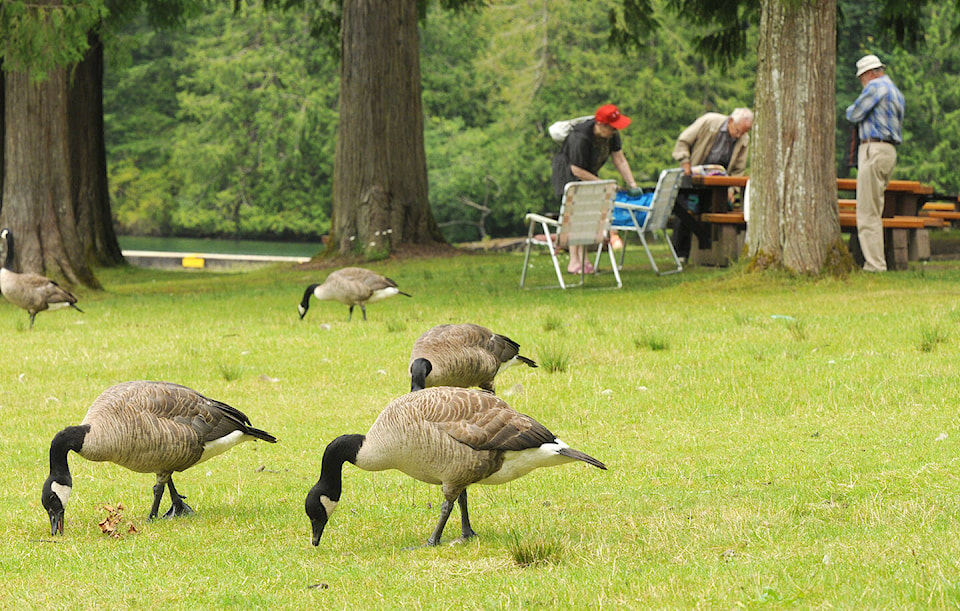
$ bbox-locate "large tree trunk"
[747,0,852,274]
[70,33,123,267]
[330,0,446,258]
[1,67,101,288]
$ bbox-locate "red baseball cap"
[595,104,631,130]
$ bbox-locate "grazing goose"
[0,228,83,330]
[41,381,277,535]
[298,267,411,322]
[409,323,538,393]
[304,387,606,547]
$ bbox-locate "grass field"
[3,246,960,608]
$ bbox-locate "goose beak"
[49,510,64,536]
[310,518,326,546]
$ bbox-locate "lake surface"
[118,236,322,258]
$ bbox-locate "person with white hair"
[845,54,905,272]
[669,108,754,260]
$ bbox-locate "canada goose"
[298,267,411,322]
[409,323,538,393]
[0,228,83,329]
[304,386,605,547]
[41,381,277,535]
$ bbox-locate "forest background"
[104,0,960,245]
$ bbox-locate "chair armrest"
[525,213,561,228]
[613,201,653,213]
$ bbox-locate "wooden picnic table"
[836,178,933,217]
[681,175,749,213]
[681,174,941,269]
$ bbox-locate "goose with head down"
[298,267,411,322]
[41,381,277,535]
[305,386,605,547]
[409,323,537,393]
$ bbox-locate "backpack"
[547,115,594,143]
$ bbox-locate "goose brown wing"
[30,275,79,306]
[105,381,273,444]
[326,269,373,303]
[414,388,555,452]
[483,332,521,364]
[338,266,399,292]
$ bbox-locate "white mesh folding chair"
[520,179,621,289]
[604,167,684,275]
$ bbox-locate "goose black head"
[305,434,364,546]
[298,284,319,320]
[41,475,72,536]
[304,482,338,546]
[409,358,433,392]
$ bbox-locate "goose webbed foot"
[162,479,194,518]
[162,498,194,519]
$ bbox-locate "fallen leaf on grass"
[98,503,139,539]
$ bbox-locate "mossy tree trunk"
[329,0,446,258]
[1,66,102,288]
[747,0,853,274]
[1,30,121,288]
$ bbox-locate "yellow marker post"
[181,255,205,269]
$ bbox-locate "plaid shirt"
[846,75,904,144]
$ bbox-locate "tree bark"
[330,0,446,258]
[747,0,853,274]
[70,33,123,267]
[1,66,101,288]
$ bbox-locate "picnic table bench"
[920,200,960,227]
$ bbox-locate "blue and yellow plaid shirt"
[846,74,905,144]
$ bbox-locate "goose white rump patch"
[367,287,400,303]
[478,440,575,485]
[198,431,250,464]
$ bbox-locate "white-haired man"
[670,108,754,260]
[845,54,904,272]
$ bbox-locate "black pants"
[671,192,711,258]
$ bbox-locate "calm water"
[118,236,322,258]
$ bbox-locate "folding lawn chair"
[604,167,684,275]
[520,179,621,289]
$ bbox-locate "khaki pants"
[856,142,897,272]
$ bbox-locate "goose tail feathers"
[557,447,606,470]
[247,426,278,444]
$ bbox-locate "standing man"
[845,54,905,272]
[552,104,639,274]
[670,108,753,260]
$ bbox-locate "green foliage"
[99,0,959,243]
[0,0,106,81]
[104,5,337,240]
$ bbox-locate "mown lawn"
[3,247,960,608]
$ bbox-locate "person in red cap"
[551,104,639,274]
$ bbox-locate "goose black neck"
[410,358,432,391]
[48,425,89,480]
[2,230,12,269]
[317,434,364,499]
[300,284,319,309]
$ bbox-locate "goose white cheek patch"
[321,495,338,517]
[51,482,72,506]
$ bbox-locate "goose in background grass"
[0,228,83,330]
[41,381,277,535]
[298,267,411,322]
[304,386,606,547]
[409,323,538,393]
